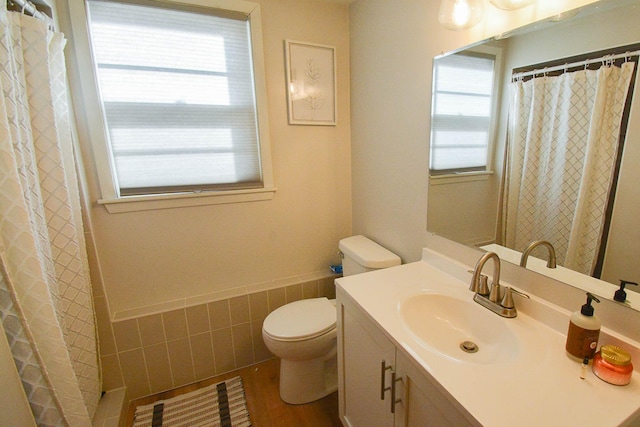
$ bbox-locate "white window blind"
[430,52,496,173]
[86,0,262,196]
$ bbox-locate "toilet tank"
[339,235,401,276]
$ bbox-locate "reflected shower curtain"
[503,62,634,275]
[0,9,100,426]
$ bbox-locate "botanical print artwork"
[286,41,336,125]
[302,58,325,115]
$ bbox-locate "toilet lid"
[263,298,336,340]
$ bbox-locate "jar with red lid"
[592,345,633,386]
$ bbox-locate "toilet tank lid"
[339,235,401,269]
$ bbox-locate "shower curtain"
[503,61,635,275]
[0,8,100,426]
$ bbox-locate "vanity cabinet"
[337,294,477,427]
[340,300,395,426]
[395,353,476,426]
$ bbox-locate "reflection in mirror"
[427,0,640,310]
[502,46,636,271]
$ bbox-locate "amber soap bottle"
[566,293,601,360]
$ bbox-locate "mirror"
[427,0,640,310]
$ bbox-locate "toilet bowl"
[262,235,401,404]
[262,297,337,404]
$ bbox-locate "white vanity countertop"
[336,250,640,427]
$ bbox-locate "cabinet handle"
[380,360,392,400]
[390,372,403,414]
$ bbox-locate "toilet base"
[278,349,337,404]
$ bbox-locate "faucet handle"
[467,270,476,292]
[501,287,530,308]
[477,275,490,296]
[489,282,501,303]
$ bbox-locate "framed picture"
[285,40,336,126]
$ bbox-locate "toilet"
[262,235,401,404]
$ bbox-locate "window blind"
[430,53,495,173]
[86,0,262,196]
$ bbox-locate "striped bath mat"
[133,376,252,427]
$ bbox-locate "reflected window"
[430,50,500,175]
[86,0,263,196]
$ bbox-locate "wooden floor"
[127,358,341,427]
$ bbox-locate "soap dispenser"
[614,280,638,303]
[566,292,601,360]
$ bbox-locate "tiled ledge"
[111,269,339,321]
[92,387,127,427]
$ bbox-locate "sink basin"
[399,293,520,364]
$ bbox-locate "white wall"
[427,175,502,246]
[61,0,351,316]
[349,0,433,262]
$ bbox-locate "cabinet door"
[340,302,396,427]
[395,353,478,427]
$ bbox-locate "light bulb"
[438,0,485,31]
[489,0,535,11]
[452,0,471,26]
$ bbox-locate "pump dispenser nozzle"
[581,292,600,316]
[614,280,638,303]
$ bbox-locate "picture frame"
[285,40,337,126]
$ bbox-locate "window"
[430,48,501,176]
[71,0,274,211]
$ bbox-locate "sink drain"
[460,340,479,353]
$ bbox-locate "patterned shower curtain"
[0,9,100,426]
[502,61,635,275]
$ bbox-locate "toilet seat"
[263,297,336,341]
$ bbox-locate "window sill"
[429,171,493,186]
[98,187,277,213]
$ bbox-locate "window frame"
[67,0,275,213]
[429,45,503,180]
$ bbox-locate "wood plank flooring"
[126,358,341,427]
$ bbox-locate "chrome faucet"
[470,251,529,318]
[520,240,557,269]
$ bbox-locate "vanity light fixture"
[489,0,535,11]
[438,0,485,31]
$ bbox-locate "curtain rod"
[512,50,640,81]
[8,0,53,26]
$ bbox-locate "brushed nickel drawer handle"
[391,372,403,414]
[380,360,392,400]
